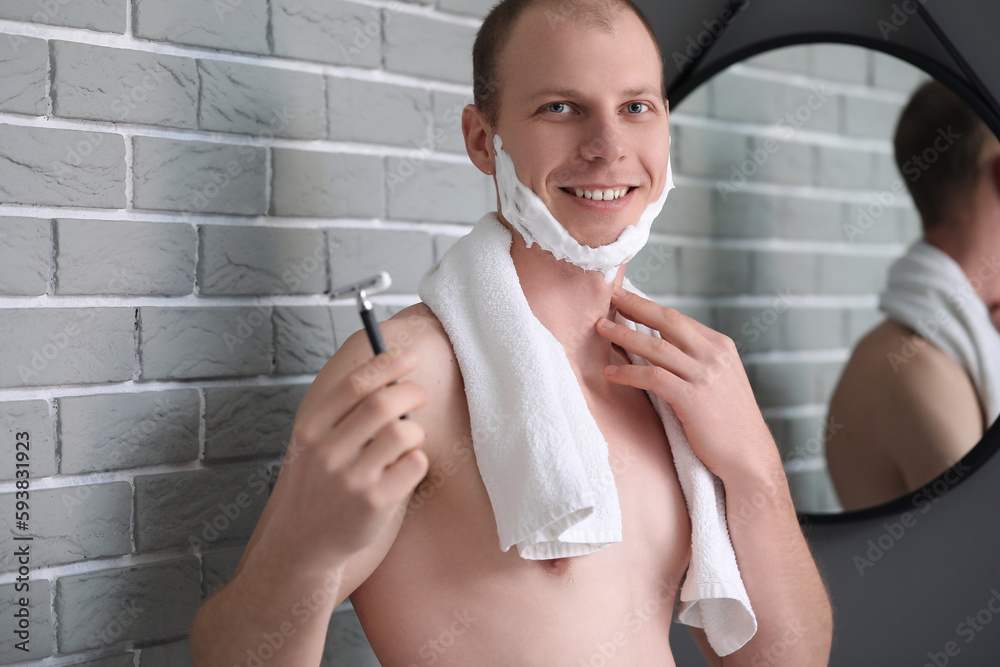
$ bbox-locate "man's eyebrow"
[525,86,662,102]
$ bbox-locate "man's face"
[489,4,670,247]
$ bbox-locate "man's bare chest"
[351,378,691,666]
[404,369,691,571]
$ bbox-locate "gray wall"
[0,0,482,664]
[0,0,939,665]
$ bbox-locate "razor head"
[330,272,392,300]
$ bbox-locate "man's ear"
[462,104,495,176]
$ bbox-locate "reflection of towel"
[418,212,756,656]
[879,240,1000,426]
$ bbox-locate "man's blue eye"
[627,102,649,114]
[546,102,571,114]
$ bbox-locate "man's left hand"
[595,286,780,482]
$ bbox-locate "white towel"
[879,240,1000,427]
[418,211,757,656]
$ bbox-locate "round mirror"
[626,42,1000,515]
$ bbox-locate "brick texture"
[51,42,199,128]
[55,219,197,296]
[0,309,135,388]
[0,35,48,115]
[133,0,269,53]
[59,390,200,473]
[0,0,124,32]
[0,125,125,208]
[0,217,50,296]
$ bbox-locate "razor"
[330,272,409,419]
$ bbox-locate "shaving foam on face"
[492,133,674,283]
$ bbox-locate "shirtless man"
[190,1,832,664]
[826,81,1000,511]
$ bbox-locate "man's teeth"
[572,187,630,201]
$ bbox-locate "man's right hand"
[265,347,430,567]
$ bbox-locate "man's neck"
[498,214,629,391]
[925,206,1000,309]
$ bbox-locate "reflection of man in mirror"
[191,0,832,664]
[827,80,1000,511]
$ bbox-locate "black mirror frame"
[642,0,1000,523]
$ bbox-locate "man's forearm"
[721,459,833,666]
[190,538,348,667]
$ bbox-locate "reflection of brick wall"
[633,44,928,513]
[0,1,930,663]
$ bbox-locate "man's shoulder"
[383,302,455,363]
[848,318,968,385]
[833,317,982,432]
[334,303,452,365]
[382,303,468,454]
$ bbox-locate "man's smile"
[558,185,638,209]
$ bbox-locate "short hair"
[893,80,992,231]
[472,0,665,128]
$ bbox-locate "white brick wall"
[0,0,928,663]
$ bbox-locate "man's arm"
[190,326,430,667]
[713,453,831,665]
[686,435,830,666]
[595,287,832,665]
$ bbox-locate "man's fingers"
[355,418,429,499]
[333,380,429,461]
[324,348,419,427]
[289,349,422,459]
[603,361,685,401]
[596,317,699,380]
[378,446,430,506]
[610,288,705,356]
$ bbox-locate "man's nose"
[579,118,625,162]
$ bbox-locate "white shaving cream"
[492,133,674,283]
